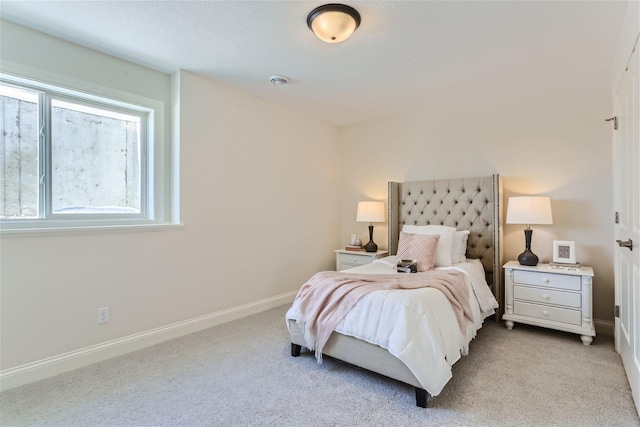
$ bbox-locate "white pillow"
[401,224,456,267]
[452,230,470,264]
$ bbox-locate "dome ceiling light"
[307,3,361,43]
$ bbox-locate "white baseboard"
[0,291,297,392]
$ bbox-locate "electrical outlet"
[97,307,109,324]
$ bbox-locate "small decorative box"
[397,259,417,273]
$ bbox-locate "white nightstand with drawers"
[503,260,595,345]
[335,249,388,271]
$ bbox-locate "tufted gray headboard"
[388,175,503,320]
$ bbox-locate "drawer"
[513,285,581,309]
[513,270,581,291]
[338,254,371,266]
[338,263,361,271]
[514,301,582,326]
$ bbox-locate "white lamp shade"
[356,201,385,223]
[310,10,358,43]
[506,196,553,225]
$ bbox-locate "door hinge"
[615,211,620,224]
[615,305,620,318]
[606,116,618,130]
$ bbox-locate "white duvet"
[286,256,498,396]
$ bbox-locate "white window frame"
[1,73,162,231]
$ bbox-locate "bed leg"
[415,388,429,408]
[291,343,301,357]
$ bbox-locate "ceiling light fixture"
[269,75,289,86]
[307,3,361,43]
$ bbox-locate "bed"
[286,175,503,407]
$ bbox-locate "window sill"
[0,222,184,237]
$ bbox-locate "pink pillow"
[396,232,440,272]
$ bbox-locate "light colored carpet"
[1,305,638,426]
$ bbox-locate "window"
[1,75,157,230]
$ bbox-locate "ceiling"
[0,1,628,125]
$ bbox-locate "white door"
[614,41,639,415]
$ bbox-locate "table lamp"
[506,196,553,266]
[356,201,385,252]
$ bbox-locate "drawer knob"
[352,258,358,262]
[542,294,549,300]
[542,278,550,283]
[542,310,549,316]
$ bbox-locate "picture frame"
[553,240,576,264]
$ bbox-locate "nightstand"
[503,261,595,345]
[335,249,388,271]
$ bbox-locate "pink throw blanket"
[293,270,474,361]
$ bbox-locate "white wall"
[0,22,341,374]
[339,67,616,323]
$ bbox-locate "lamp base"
[517,249,539,266]
[365,224,378,252]
[518,228,539,266]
